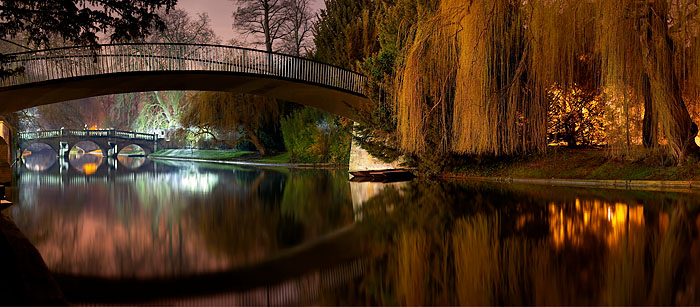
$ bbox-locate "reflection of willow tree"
[326,180,700,305]
[279,169,354,238]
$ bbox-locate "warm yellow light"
[82,163,98,175]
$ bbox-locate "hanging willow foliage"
[397,0,584,156]
[395,0,458,153]
[396,0,535,155]
[451,0,533,156]
[395,0,700,161]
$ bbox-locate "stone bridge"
[18,129,163,158]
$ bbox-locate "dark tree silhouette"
[232,0,287,52]
[0,0,177,77]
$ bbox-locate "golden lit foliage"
[452,214,500,305]
[394,0,700,160]
[548,87,606,147]
[396,0,590,156]
[396,230,428,305]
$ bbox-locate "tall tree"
[280,0,315,56]
[386,0,700,163]
[181,92,279,155]
[312,0,379,69]
[232,0,288,52]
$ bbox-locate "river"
[10,150,700,305]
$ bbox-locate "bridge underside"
[0,71,369,121]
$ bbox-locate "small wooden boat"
[349,169,416,183]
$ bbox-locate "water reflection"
[117,155,146,169]
[68,152,103,175]
[14,149,700,305]
[324,181,700,306]
[12,157,355,281]
[21,144,57,171]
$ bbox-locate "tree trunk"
[246,127,267,156]
[263,1,272,53]
[642,75,658,148]
[639,4,699,161]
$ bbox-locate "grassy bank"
[150,149,291,163]
[449,148,700,181]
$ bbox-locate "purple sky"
[176,0,324,43]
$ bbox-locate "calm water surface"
[11,150,700,305]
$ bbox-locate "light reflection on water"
[21,144,57,171]
[13,153,356,281]
[12,151,700,305]
[333,182,700,306]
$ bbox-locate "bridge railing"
[19,130,62,140]
[1,43,367,96]
[19,129,157,141]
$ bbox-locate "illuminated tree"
[390,0,700,162]
[180,92,279,155]
[124,8,220,132]
[312,0,379,70]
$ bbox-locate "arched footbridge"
[19,129,162,158]
[0,43,369,120]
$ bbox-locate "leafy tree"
[312,0,379,70]
[280,107,351,164]
[547,87,605,148]
[180,92,279,155]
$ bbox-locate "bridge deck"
[0,43,369,120]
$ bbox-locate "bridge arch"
[70,140,104,156]
[0,43,369,121]
[21,142,58,172]
[118,144,147,156]
[21,141,58,156]
[68,141,104,176]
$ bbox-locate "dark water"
[11,151,700,305]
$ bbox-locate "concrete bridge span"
[0,43,369,121]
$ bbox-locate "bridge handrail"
[19,129,157,141]
[0,43,367,96]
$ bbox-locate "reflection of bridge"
[18,129,162,158]
[0,43,369,120]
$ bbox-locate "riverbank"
[150,148,700,189]
[446,147,700,181]
[149,149,346,169]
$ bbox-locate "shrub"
[280,107,351,164]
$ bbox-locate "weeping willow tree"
[395,0,700,162]
[598,0,700,160]
[180,92,279,155]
